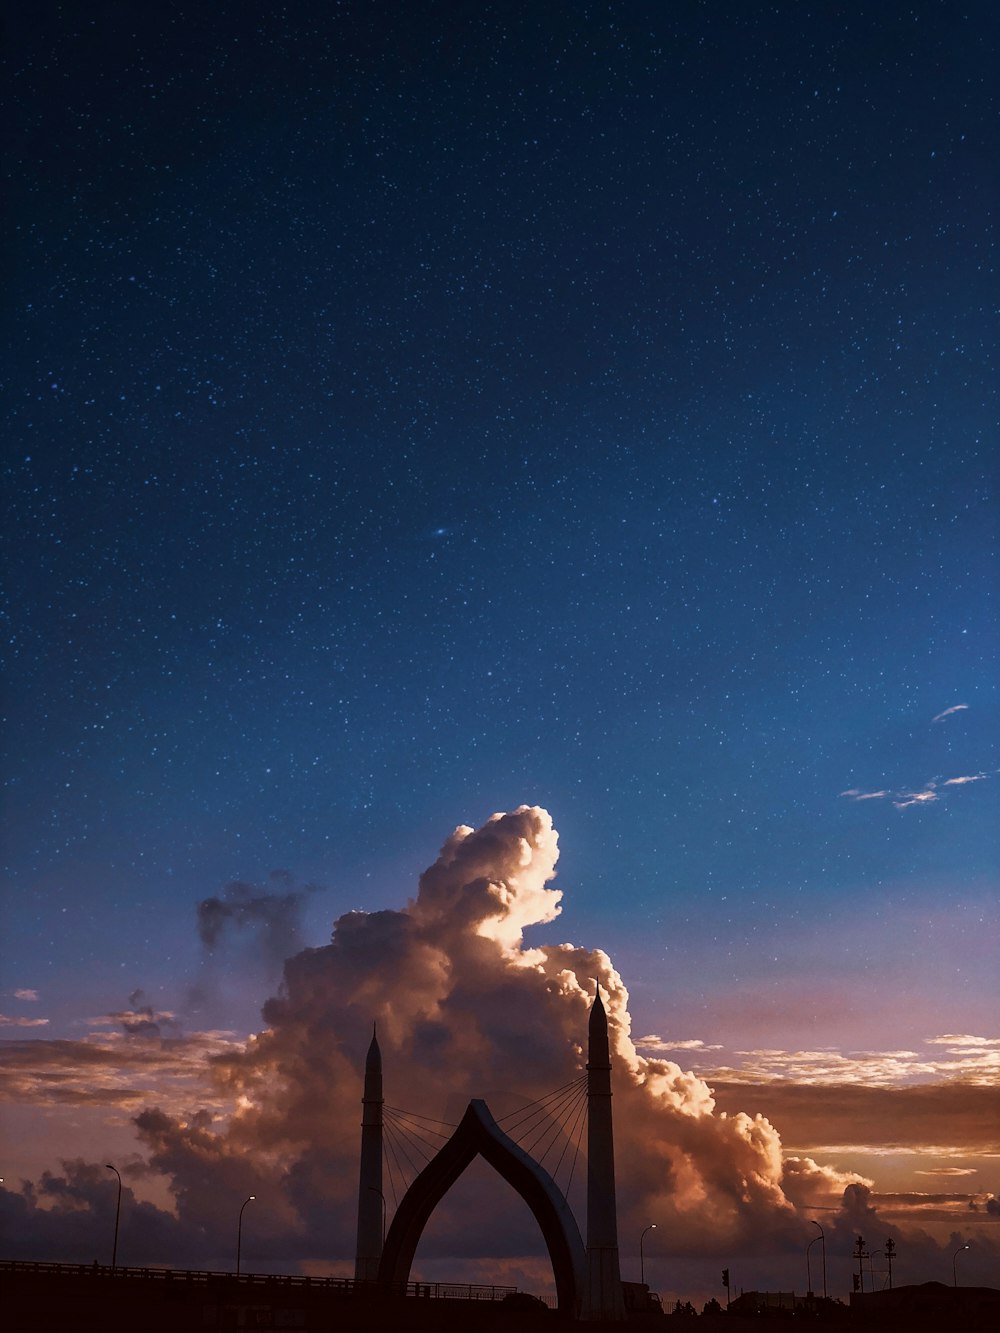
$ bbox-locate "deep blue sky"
[3,2,997,1055]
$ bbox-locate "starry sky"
[2,0,998,1302]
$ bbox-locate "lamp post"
[806,1234,821,1297]
[369,1187,387,1246]
[810,1221,827,1300]
[105,1165,122,1273]
[236,1195,256,1277]
[953,1243,969,1287]
[639,1224,656,1286]
[869,1249,883,1291]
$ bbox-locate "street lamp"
[868,1249,884,1291]
[806,1234,821,1297]
[236,1195,256,1277]
[105,1165,122,1273]
[810,1221,827,1300]
[639,1224,657,1286]
[953,1243,969,1287]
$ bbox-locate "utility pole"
[884,1237,895,1289]
[854,1235,868,1295]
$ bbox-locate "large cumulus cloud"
[143,808,860,1258]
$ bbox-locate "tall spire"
[583,986,625,1320]
[354,1024,384,1282]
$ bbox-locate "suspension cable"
[497,1075,588,1134]
[520,1080,588,1160]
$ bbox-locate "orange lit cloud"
[707,1079,1000,1158]
[0,1029,242,1110]
[702,1038,1000,1088]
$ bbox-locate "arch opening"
[378,1099,585,1316]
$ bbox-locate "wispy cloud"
[0,1029,242,1110]
[841,771,989,810]
[871,1191,988,1222]
[85,1002,181,1040]
[708,1078,1000,1158]
[915,1168,978,1177]
[635,1035,723,1053]
[893,787,939,809]
[924,1034,1000,1050]
[704,1035,1000,1088]
[840,700,990,808]
[0,1014,49,1028]
[13,989,39,1001]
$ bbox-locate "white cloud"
[635,1036,723,1053]
[13,989,39,1001]
[893,789,939,809]
[924,1034,1000,1051]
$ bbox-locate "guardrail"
[0,1260,516,1302]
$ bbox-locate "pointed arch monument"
[358,992,626,1321]
[378,1098,586,1315]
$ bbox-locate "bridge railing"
[402,1281,518,1301]
[0,1259,517,1302]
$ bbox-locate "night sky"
[3,0,998,1302]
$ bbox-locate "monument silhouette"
[356,989,626,1321]
[354,1025,384,1282]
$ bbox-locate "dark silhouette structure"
[378,1099,585,1315]
[354,1026,383,1281]
[584,989,625,1319]
[363,990,626,1320]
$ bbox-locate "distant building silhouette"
[852,1281,1000,1325]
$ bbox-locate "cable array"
[381,1077,589,1210]
[497,1076,589,1198]
[382,1104,455,1210]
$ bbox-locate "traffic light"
[722,1269,730,1288]
[853,1274,860,1292]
